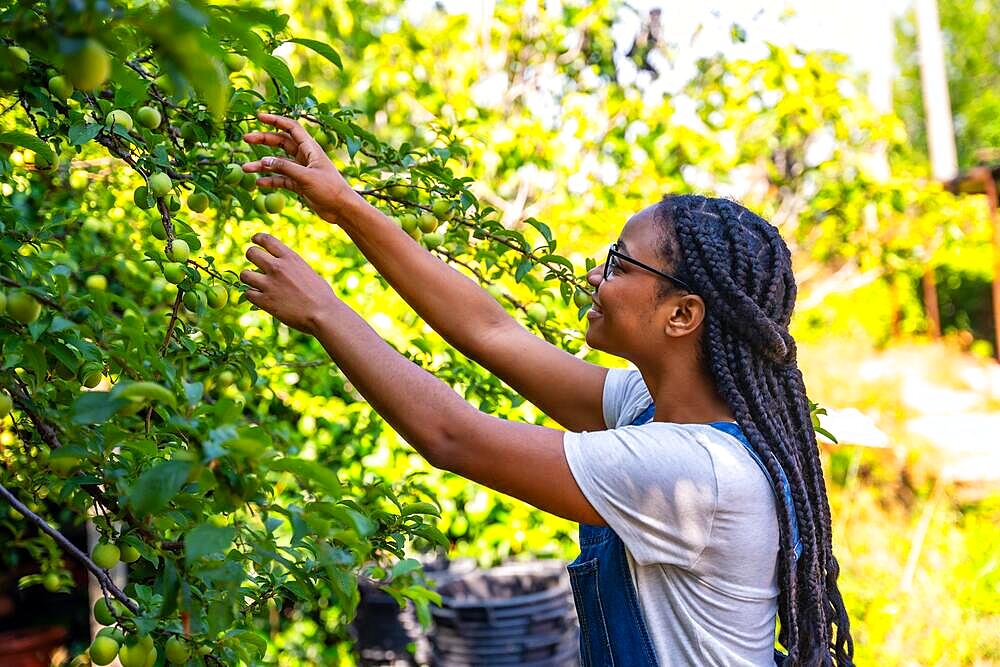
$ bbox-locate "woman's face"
[585,205,675,359]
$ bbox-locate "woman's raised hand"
[242,112,360,225]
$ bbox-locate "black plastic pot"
[428,560,579,667]
[350,556,476,667]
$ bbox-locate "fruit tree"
[0,1,597,663]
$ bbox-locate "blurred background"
[288,1,999,663]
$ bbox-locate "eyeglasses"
[603,242,696,293]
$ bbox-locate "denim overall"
[567,403,802,666]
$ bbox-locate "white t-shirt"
[562,367,781,666]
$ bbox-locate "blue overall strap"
[706,420,803,561]
[566,400,663,666]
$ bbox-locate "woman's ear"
[663,294,706,338]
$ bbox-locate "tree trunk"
[922,268,942,338]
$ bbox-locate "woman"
[238,113,854,666]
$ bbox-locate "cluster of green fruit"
[88,623,195,666]
[1,38,109,95]
[91,541,140,569]
[392,198,456,250]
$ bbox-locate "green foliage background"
[0,1,997,665]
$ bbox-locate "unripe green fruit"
[166,239,190,262]
[388,184,409,198]
[150,219,167,240]
[43,572,61,592]
[90,636,119,666]
[148,172,172,197]
[183,289,205,312]
[216,370,236,389]
[265,192,285,213]
[399,213,418,233]
[81,363,104,389]
[165,637,190,664]
[93,598,121,625]
[206,285,228,309]
[0,392,12,418]
[106,109,133,132]
[5,46,29,74]
[253,194,268,214]
[48,75,74,101]
[179,121,197,141]
[119,544,140,563]
[97,627,126,645]
[92,543,120,569]
[66,39,110,92]
[133,185,153,210]
[421,232,444,249]
[136,106,161,129]
[526,302,549,324]
[313,128,329,148]
[223,163,244,185]
[432,199,454,221]
[241,170,258,189]
[7,290,42,324]
[574,289,593,308]
[418,211,438,233]
[224,52,247,72]
[85,274,107,291]
[69,170,89,189]
[163,262,186,285]
[187,192,209,213]
[117,643,149,667]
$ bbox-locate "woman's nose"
[587,264,603,289]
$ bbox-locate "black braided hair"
[653,194,854,666]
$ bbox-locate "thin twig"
[0,482,140,615]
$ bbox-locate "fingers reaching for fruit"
[239,232,340,335]
[242,113,359,224]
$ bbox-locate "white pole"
[914,0,959,181]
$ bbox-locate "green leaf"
[284,38,343,69]
[270,458,342,497]
[413,524,449,548]
[815,426,839,444]
[128,461,192,516]
[71,392,128,425]
[68,124,102,146]
[400,502,440,517]
[185,522,236,564]
[524,218,553,246]
[261,54,294,95]
[514,259,533,282]
[331,505,377,538]
[0,132,55,165]
[390,558,422,579]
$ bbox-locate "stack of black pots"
[351,556,476,666]
[428,560,579,667]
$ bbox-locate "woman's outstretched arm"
[239,232,604,526]
[243,113,609,432]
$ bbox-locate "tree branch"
[0,482,140,615]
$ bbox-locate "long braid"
[654,194,855,666]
